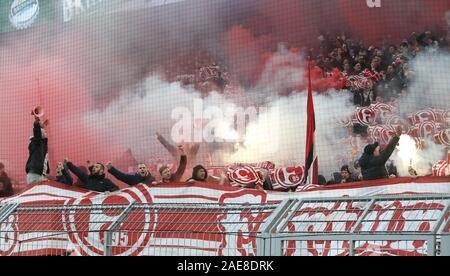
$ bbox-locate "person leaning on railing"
[106,162,156,186]
[64,158,119,192]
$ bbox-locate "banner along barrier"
[0,179,450,256]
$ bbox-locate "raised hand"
[177,145,186,155]
[41,119,49,128]
[395,125,403,137]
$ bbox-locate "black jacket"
[108,166,155,186]
[56,166,73,186]
[66,162,119,192]
[0,172,13,197]
[359,136,400,181]
[25,122,49,175]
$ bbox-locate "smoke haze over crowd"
[0,0,449,180]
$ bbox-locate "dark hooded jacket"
[358,136,400,181]
[108,166,155,186]
[25,122,49,175]
[66,162,119,192]
[0,172,13,197]
[187,165,208,182]
[56,165,73,186]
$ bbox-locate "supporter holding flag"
[106,162,156,186]
[64,158,119,192]
[358,126,403,181]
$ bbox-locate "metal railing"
[257,195,450,256]
[1,195,449,256]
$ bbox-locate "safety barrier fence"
[1,194,449,256]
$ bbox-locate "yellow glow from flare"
[397,134,417,164]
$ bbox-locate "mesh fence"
[281,239,430,256]
[0,0,449,195]
[1,195,449,256]
[274,195,450,256]
[0,202,278,256]
[1,0,450,257]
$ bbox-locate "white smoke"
[81,76,203,163]
[226,91,355,178]
[392,51,450,176]
[80,48,356,180]
[392,138,447,176]
[79,49,450,180]
[397,52,450,115]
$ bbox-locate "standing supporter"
[0,162,13,197]
[359,126,402,181]
[55,162,73,186]
[159,146,187,183]
[65,159,119,192]
[26,111,50,184]
[106,162,156,186]
[186,165,227,185]
[155,132,199,180]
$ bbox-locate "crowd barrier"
[1,179,449,256]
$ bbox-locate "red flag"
[305,61,319,184]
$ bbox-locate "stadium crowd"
[1,30,449,197]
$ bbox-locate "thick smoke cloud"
[0,0,449,181]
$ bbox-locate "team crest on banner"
[0,214,19,256]
[63,185,155,256]
[355,107,377,126]
[227,166,262,187]
[270,167,305,189]
[217,189,268,256]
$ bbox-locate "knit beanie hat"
[364,142,379,155]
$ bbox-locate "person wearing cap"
[25,111,50,184]
[358,126,402,181]
[159,145,187,183]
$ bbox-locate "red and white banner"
[1,178,450,256]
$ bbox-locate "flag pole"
[305,61,318,184]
